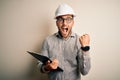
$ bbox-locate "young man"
[38,4,91,80]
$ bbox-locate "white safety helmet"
[55,4,76,18]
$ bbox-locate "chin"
[62,34,69,38]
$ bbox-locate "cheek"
[68,22,74,29]
[56,22,62,29]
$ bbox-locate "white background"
[0,0,120,80]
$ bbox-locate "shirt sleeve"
[37,61,50,73]
[77,50,91,75]
[37,38,50,73]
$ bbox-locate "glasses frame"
[56,17,74,24]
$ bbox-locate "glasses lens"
[57,18,63,22]
[66,18,73,23]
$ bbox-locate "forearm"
[79,51,91,75]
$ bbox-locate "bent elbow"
[81,66,91,76]
[81,70,89,76]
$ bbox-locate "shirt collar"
[55,31,75,38]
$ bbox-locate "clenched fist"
[79,34,90,47]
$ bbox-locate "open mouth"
[62,27,68,32]
[60,27,69,36]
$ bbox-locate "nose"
[63,19,67,25]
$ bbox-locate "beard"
[59,27,72,38]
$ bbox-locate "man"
[38,4,91,80]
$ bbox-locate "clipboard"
[27,51,63,71]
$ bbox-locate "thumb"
[46,60,51,65]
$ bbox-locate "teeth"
[62,28,68,30]
[62,27,68,32]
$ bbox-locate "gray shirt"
[38,32,91,80]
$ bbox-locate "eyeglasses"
[56,17,73,24]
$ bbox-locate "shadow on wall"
[27,18,53,80]
[27,60,48,80]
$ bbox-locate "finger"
[79,37,83,42]
[46,60,51,65]
[52,59,58,65]
[85,34,90,40]
[82,34,90,39]
[50,64,57,69]
[80,35,84,39]
[51,59,58,69]
[84,34,90,38]
[49,63,56,70]
[83,34,86,36]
